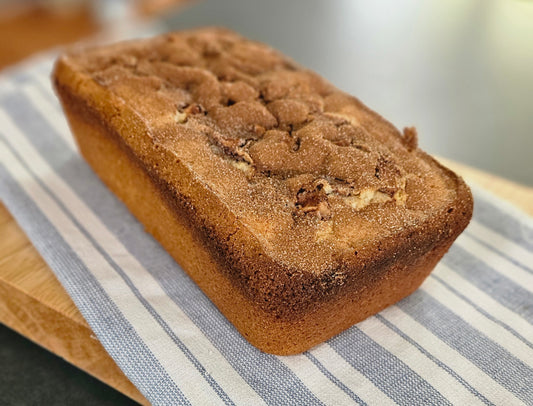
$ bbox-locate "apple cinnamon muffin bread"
[53,27,473,355]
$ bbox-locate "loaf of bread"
[53,27,473,355]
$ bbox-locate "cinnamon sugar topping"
[60,27,465,276]
[77,28,424,221]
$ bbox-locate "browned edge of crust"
[52,50,473,354]
[55,84,469,354]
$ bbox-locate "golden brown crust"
[58,95,467,354]
[53,27,473,353]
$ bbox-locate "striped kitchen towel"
[1,54,532,406]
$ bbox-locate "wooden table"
[0,160,531,405]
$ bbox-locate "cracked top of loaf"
[54,28,472,306]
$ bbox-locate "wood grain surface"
[0,203,149,406]
[0,161,531,404]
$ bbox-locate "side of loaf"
[53,27,473,355]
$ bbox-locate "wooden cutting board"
[0,160,531,405]
[0,202,149,405]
